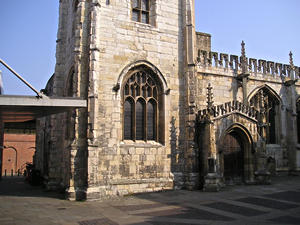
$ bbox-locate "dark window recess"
[136,100,145,140]
[141,0,149,10]
[147,101,156,140]
[132,10,139,22]
[124,99,133,140]
[132,0,139,8]
[131,0,150,24]
[268,106,276,144]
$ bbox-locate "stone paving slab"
[236,197,299,209]
[115,203,164,211]
[1,176,300,225]
[78,218,119,225]
[263,191,300,203]
[203,201,267,217]
[133,206,234,221]
[268,215,300,224]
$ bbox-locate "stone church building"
[35,0,300,200]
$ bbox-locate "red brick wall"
[2,133,35,176]
[0,122,3,177]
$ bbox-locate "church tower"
[38,0,197,200]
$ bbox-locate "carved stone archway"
[218,123,255,184]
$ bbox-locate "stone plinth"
[203,173,223,192]
[254,170,271,185]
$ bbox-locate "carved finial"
[241,41,246,58]
[207,83,214,110]
[259,90,265,110]
[289,51,294,69]
[241,40,248,73]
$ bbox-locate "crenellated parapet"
[196,49,299,80]
[197,100,259,122]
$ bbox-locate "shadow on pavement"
[0,176,65,199]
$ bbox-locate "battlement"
[196,49,299,80]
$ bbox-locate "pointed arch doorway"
[222,131,244,184]
[219,124,254,185]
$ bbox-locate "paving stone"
[148,221,204,225]
[1,176,300,225]
[264,191,300,203]
[236,197,299,209]
[268,216,300,224]
[78,218,118,225]
[203,202,267,217]
[134,206,234,221]
[115,203,165,212]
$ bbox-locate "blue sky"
[0,0,299,95]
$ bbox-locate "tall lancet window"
[249,87,280,144]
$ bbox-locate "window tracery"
[249,88,280,144]
[123,69,162,142]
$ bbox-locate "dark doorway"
[222,132,244,184]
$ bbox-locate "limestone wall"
[196,49,300,172]
[86,0,185,199]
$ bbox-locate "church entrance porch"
[222,132,244,185]
[218,123,255,186]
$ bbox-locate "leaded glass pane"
[137,72,141,84]
[142,86,147,98]
[136,100,145,140]
[124,99,133,140]
[132,0,139,8]
[142,72,147,83]
[130,74,136,83]
[147,101,156,140]
[141,0,149,11]
[153,87,157,99]
[135,84,140,97]
[141,12,149,24]
[125,84,129,96]
[132,10,139,22]
[147,86,152,98]
[130,85,135,97]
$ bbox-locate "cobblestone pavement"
[1,176,300,225]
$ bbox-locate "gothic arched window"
[249,87,280,144]
[123,69,163,142]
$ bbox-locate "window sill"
[131,21,158,31]
[120,140,163,147]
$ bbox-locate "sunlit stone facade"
[35,0,300,200]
